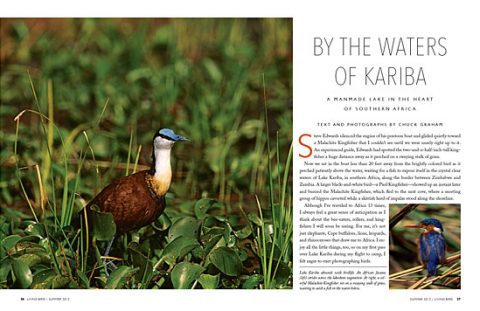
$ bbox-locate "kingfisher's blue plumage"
[412,218,446,276]
[420,218,444,233]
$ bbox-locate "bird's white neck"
[152,148,172,195]
[154,148,172,179]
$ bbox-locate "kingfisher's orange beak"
[404,224,424,229]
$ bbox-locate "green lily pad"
[201,227,225,237]
[171,262,205,289]
[17,253,49,267]
[247,212,263,226]
[168,217,199,241]
[1,235,21,251]
[208,247,242,276]
[0,259,12,282]
[242,274,263,289]
[194,198,223,219]
[90,205,116,241]
[105,266,139,289]
[12,258,32,288]
[31,268,56,289]
[203,216,221,227]
[234,225,252,239]
[226,233,236,248]
[152,213,171,231]
[8,241,47,257]
[161,236,200,266]
[198,273,220,289]
[200,227,225,256]
[38,237,50,250]
[17,235,41,243]
[52,275,71,289]
[31,273,70,289]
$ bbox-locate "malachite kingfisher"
[404,218,446,276]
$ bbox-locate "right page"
[294,0,478,306]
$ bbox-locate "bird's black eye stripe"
[159,134,175,141]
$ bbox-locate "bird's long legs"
[105,237,115,257]
[103,237,118,275]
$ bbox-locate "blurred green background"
[0,18,292,212]
[0,18,293,289]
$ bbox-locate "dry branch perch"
[389,204,419,230]
[390,252,461,289]
[390,253,460,279]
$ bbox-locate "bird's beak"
[175,135,189,142]
[403,224,423,229]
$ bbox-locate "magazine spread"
[0,1,478,310]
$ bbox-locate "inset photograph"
[389,204,460,289]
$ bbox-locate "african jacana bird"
[404,218,446,276]
[86,128,188,261]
